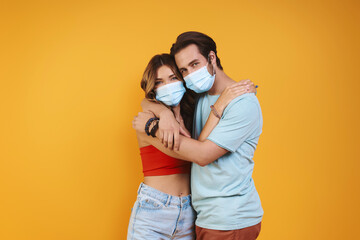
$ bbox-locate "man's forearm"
[154,131,227,166]
[141,98,171,117]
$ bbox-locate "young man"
[133,32,263,240]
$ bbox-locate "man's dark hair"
[170,31,223,70]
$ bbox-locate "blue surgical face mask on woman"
[155,81,186,107]
[183,61,216,93]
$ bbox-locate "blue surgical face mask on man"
[183,60,216,93]
[155,81,186,107]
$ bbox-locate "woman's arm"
[198,81,257,141]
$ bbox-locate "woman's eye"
[193,62,198,67]
[171,77,178,81]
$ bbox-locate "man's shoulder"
[227,93,260,111]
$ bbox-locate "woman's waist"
[143,173,190,197]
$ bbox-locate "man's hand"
[132,112,155,133]
[158,110,181,150]
[132,110,188,151]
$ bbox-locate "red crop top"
[140,145,191,177]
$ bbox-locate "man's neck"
[207,69,235,95]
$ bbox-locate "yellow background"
[1,0,359,239]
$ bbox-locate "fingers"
[231,89,247,98]
[236,87,249,95]
[163,131,168,147]
[236,79,252,88]
[249,85,256,93]
[174,130,180,151]
[159,130,164,143]
[244,79,255,90]
[132,116,138,130]
[218,80,256,108]
[229,82,241,88]
[180,125,191,138]
[230,85,249,93]
[230,86,249,100]
[224,82,249,94]
[167,132,174,149]
[236,79,249,86]
[241,79,251,86]
[230,82,246,89]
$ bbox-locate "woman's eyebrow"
[168,74,176,79]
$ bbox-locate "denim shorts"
[127,182,196,240]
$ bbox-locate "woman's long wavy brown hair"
[140,54,196,133]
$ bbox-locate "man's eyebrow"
[179,59,199,71]
[188,59,199,66]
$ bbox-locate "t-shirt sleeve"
[207,97,261,153]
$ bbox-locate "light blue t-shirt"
[191,92,263,230]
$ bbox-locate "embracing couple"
[128,31,263,240]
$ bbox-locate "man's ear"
[208,51,217,65]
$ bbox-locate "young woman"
[127,54,254,239]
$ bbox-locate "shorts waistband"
[137,182,191,207]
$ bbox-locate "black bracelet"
[150,120,159,138]
[145,117,159,136]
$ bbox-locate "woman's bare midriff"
[143,173,190,197]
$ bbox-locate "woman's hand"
[239,79,257,94]
[213,81,251,116]
[132,111,155,133]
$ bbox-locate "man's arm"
[141,98,170,117]
[140,79,256,149]
[140,131,227,167]
[134,95,260,166]
[140,98,189,150]
[134,110,228,166]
